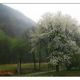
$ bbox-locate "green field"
[0,63,49,76]
[0,63,80,76]
[0,63,48,70]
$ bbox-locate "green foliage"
[0,30,11,64]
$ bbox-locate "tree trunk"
[66,65,71,71]
[39,52,41,71]
[56,64,59,72]
[46,47,49,70]
[32,52,36,71]
[17,56,21,75]
[65,62,71,71]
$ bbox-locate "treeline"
[0,27,47,64]
[31,12,80,71]
[0,29,32,64]
[0,12,80,72]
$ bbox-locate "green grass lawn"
[0,63,80,76]
[0,64,17,71]
[0,63,48,70]
[21,63,49,74]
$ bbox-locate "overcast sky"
[5,4,80,23]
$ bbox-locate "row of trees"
[0,29,31,74]
[0,12,80,74]
[31,12,80,71]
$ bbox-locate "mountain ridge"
[0,4,36,37]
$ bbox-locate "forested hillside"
[0,4,36,64]
[0,4,36,37]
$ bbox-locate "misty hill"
[0,4,36,37]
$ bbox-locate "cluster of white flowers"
[49,53,72,66]
[49,57,58,65]
[63,54,71,60]
[36,12,80,69]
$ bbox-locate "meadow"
[0,63,80,76]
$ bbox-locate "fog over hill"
[0,4,36,37]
